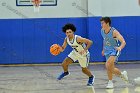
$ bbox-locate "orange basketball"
[50,44,61,56]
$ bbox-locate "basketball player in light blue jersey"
[57,23,95,86]
[100,17,128,89]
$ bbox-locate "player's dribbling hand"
[115,47,122,51]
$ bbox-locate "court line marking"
[0,61,139,67]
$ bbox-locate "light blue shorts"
[105,50,121,63]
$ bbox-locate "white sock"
[109,80,113,83]
[120,72,124,77]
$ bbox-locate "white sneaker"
[106,89,114,93]
[106,81,114,89]
[134,77,140,85]
[121,71,128,82]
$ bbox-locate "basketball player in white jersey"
[57,23,95,86]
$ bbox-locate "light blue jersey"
[101,27,120,63]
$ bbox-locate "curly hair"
[62,23,76,33]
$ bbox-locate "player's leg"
[62,57,73,73]
[113,67,121,76]
[57,51,76,80]
[113,56,122,76]
[112,55,121,76]
[106,55,128,88]
[57,57,73,80]
[113,61,128,82]
[82,67,93,77]
[113,51,128,82]
[79,53,92,77]
[78,54,95,86]
[106,51,122,78]
[106,56,116,80]
[105,55,116,88]
[81,67,95,86]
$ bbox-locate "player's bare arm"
[77,37,93,50]
[113,30,126,51]
[60,38,67,52]
[77,37,93,55]
[102,43,104,56]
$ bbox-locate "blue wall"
[0,16,140,64]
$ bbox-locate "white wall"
[0,0,88,19]
[88,0,140,16]
[0,0,140,19]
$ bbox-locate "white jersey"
[66,35,89,57]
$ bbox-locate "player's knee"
[82,67,87,73]
[61,62,66,67]
[106,62,111,70]
[106,62,109,68]
[62,60,69,67]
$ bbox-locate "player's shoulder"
[76,35,84,39]
[112,27,120,37]
[75,35,83,43]
[75,34,83,38]
[112,27,119,33]
[111,27,117,31]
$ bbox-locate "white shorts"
[68,51,90,67]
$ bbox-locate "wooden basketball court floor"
[0,62,140,93]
